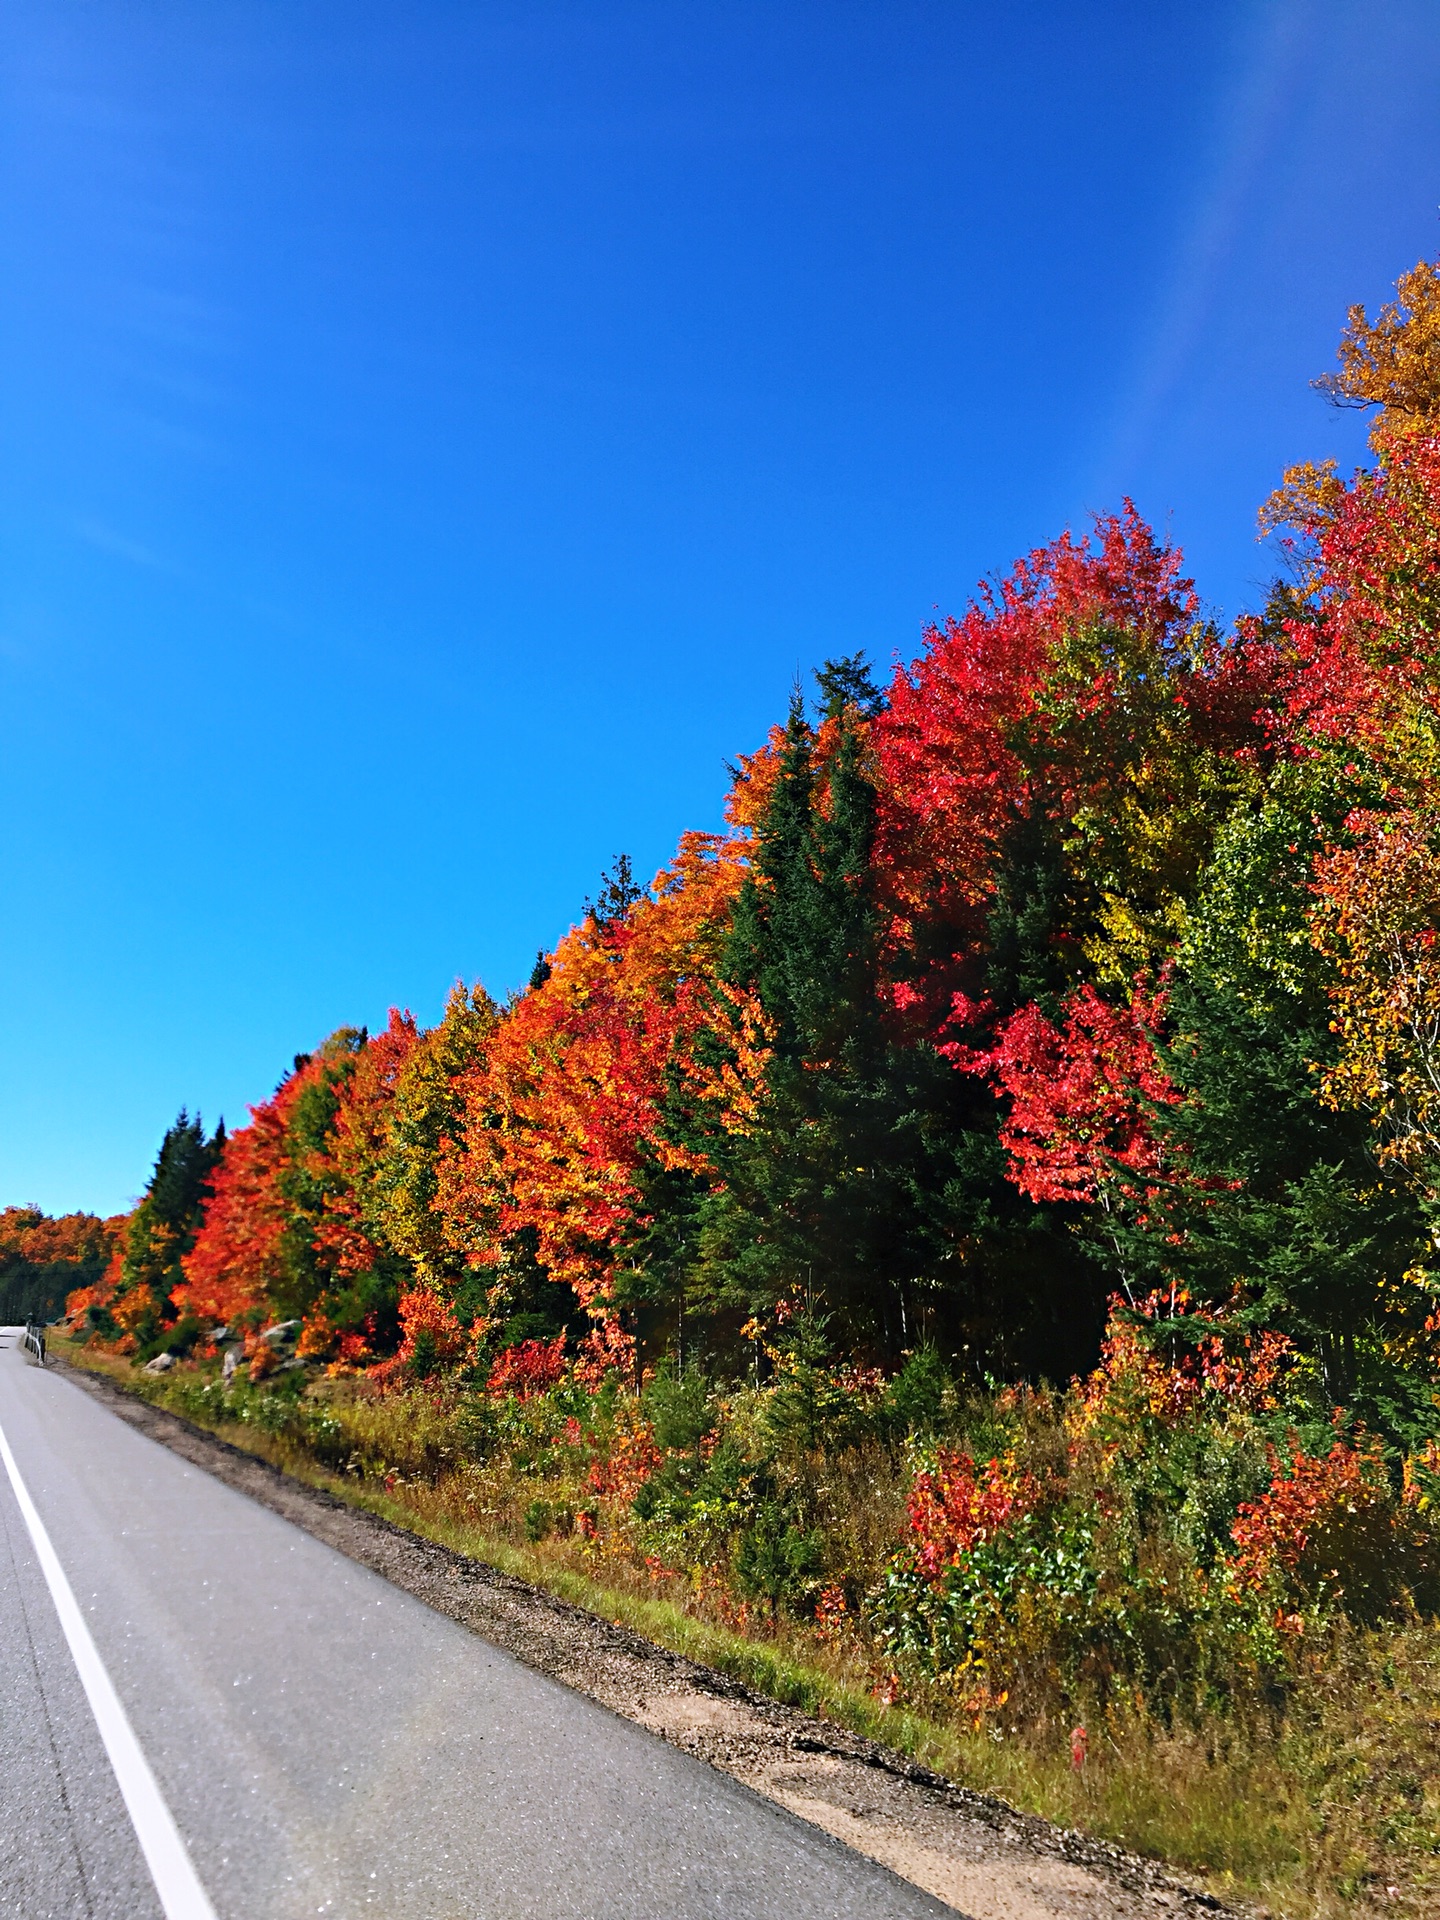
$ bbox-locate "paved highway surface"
[0,1330,955,1919]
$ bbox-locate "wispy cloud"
[1082,0,1315,503]
[74,518,165,570]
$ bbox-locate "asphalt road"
[0,1332,955,1920]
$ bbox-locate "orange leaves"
[374,981,498,1282]
[1,1206,123,1271]
[368,1283,467,1384]
[1314,255,1440,454]
[1227,1440,1394,1613]
[12,1207,130,1330]
[628,831,744,993]
[672,978,775,1138]
[1069,1295,1292,1447]
[63,1229,128,1330]
[439,931,666,1303]
[1312,807,1440,1175]
[584,1414,661,1502]
[177,1089,297,1326]
[436,832,747,1307]
[61,1280,113,1328]
[312,1009,420,1280]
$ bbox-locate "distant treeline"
[1,1207,124,1326]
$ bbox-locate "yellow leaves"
[1311,808,1440,1183]
[1402,1438,1440,1512]
[1262,253,1440,551]
[1060,693,1228,988]
[1317,256,1440,453]
[1259,458,1346,543]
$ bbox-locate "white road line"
[0,1408,219,1920]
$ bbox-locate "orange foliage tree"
[435,832,747,1324]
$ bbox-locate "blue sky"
[4,0,1440,1217]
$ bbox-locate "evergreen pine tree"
[1108,775,1432,1413]
[114,1110,226,1350]
[694,673,954,1353]
[586,853,644,932]
[1113,974,1429,1409]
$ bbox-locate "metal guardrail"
[20,1322,46,1367]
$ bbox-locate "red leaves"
[906,1449,1043,1583]
[1267,440,1440,770]
[84,280,1440,1384]
[487,1334,568,1399]
[949,979,1179,1205]
[871,505,1199,986]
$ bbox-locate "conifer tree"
[694,663,1104,1373]
[1108,782,1432,1406]
[696,671,957,1353]
[111,1110,225,1350]
[586,853,644,932]
[1118,972,1428,1407]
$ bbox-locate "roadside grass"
[56,1337,1440,1920]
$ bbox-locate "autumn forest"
[38,257,1440,1913]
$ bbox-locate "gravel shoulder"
[56,1358,1243,1920]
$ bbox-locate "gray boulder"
[144,1352,174,1374]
